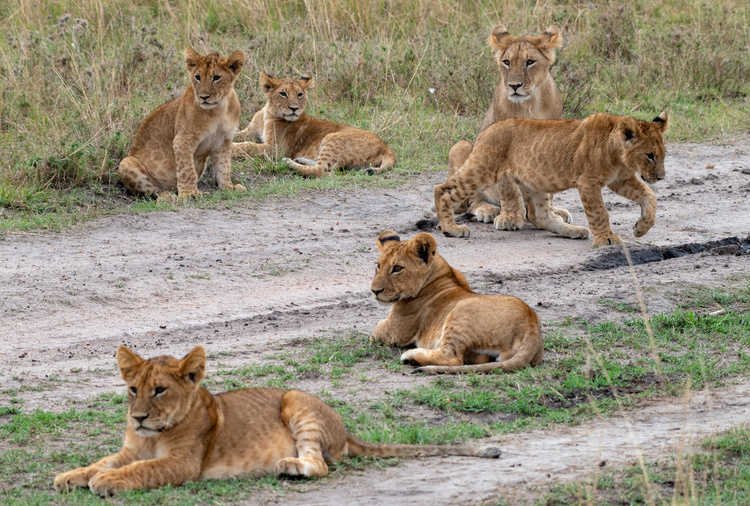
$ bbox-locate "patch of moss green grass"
[537,425,750,505]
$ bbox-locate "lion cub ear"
[259,71,280,94]
[226,50,245,76]
[537,26,563,62]
[298,72,314,89]
[117,346,146,383]
[179,346,206,385]
[488,24,514,53]
[376,230,401,252]
[652,112,669,133]
[185,47,201,70]
[410,233,437,265]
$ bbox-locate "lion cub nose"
[372,288,384,296]
[289,106,299,112]
[133,414,149,423]
[508,83,522,91]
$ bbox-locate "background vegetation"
[1,0,748,230]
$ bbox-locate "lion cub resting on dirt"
[371,230,543,374]
[232,72,396,177]
[54,346,500,495]
[118,48,246,201]
[434,112,669,246]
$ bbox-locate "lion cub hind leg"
[523,186,589,240]
[119,156,166,197]
[275,390,348,478]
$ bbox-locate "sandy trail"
[1,137,749,503]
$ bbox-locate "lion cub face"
[617,112,669,183]
[371,231,437,304]
[117,346,206,438]
[489,25,562,103]
[185,48,245,110]
[260,71,315,122]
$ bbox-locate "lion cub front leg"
[492,177,526,231]
[577,183,621,246]
[54,449,138,493]
[86,453,201,496]
[608,175,657,238]
[212,140,246,192]
[173,134,202,199]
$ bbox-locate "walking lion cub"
[434,112,669,246]
[118,48,246,200]
[371,230,543,374]
[54,346,500,495]
[232,72,396,177]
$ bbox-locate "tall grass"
[1,0,748,225]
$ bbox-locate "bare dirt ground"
[1,136,749,504]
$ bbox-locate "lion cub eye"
[526,59,536,67]
[297,92,303,98]
[194,75,201,82]
[154,386,167,396]
[375,262,380,272]
[279,91,288,98]
[502,59,510,66]
[129,386,137,395]
[391,265,403,274]
[212,75,221,82]
[646,153,655,162]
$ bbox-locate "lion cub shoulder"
[371,230,543,374]
[118,48,246,201]
[232,72,396,177]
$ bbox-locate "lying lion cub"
[232,72,396,177]
[54,346,500,495]
[434,112,669,246]
[119,48,246,201]
[371,230,543,374]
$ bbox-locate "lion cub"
[54,346,500,495]
[434,112,669,246]
[371,230,543,374]
[232,72,396,177]
[118,48,246,201]
[446,24,569,228]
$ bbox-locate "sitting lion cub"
[434,112,669,246]
[232,72,396,177]
[371,230,543,374]
[118,48,247,201]
[54,346,500,495]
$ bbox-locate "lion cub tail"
[344,435,501,459]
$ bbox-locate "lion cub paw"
[632,219,654,238]
[494,212,525,231]
[54,469,94,493]
[156,192,179,205]
[473,203,500,223]
[88,470,129,496]
[228,183,247,192]
[553,207,573,223]
[442,224,471,238]
[275,457,327,478]
[177,189,205,200]
[593,232,623,247]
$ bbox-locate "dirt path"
[277,380,750,505]
[1,137,749,503]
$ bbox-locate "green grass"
[538,425,750,505]
[1,0,748,232]
[2,283,749,502]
